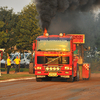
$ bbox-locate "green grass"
[0,74,35,80]
[1,68,29,72]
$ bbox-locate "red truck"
[32,29,90,82]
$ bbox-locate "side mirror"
[73,44,76,51]
[32,43,35,50]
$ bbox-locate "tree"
[0,7,18,54]
[14,3,42,52]
[0,21,8,46]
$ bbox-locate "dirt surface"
[0,73,100,100]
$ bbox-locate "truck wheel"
[46,77,52,81]
[67,70,74,82]
[74,64,79,81]
[43,77,52,81]
[67,75,74,82]
[36,78,42,82]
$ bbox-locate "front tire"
[44,77,52,81]
[36,78,42,82]
[67,69,74,82]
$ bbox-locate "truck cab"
[33,32,78,82]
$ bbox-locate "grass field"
[1,68,29,72]
[0,68,35,80]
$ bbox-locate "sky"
[0,0,32,13]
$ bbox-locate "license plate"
[48,73,57,77]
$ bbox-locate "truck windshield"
[37,40,70,51]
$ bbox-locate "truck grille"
[37,56,69,64]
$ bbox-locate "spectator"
[14,56,21,73]
[7,56,11,74]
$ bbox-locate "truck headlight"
[37,67,42,70]
[65,66,69,70]
[45,33,49,36]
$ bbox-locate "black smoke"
[35,0,100,30]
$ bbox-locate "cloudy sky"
[0,0,32,13]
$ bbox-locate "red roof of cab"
[37,35,72,39]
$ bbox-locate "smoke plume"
[35,0,100,30]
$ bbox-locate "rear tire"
[74,64,79,81]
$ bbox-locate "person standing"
[7,56,11,74]
[14,56,21,73]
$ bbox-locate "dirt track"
[0,73,100,100]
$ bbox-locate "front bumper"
[35,70,72,77]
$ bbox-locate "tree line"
[0,3,42,54]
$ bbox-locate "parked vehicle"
[1,52,33,68]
